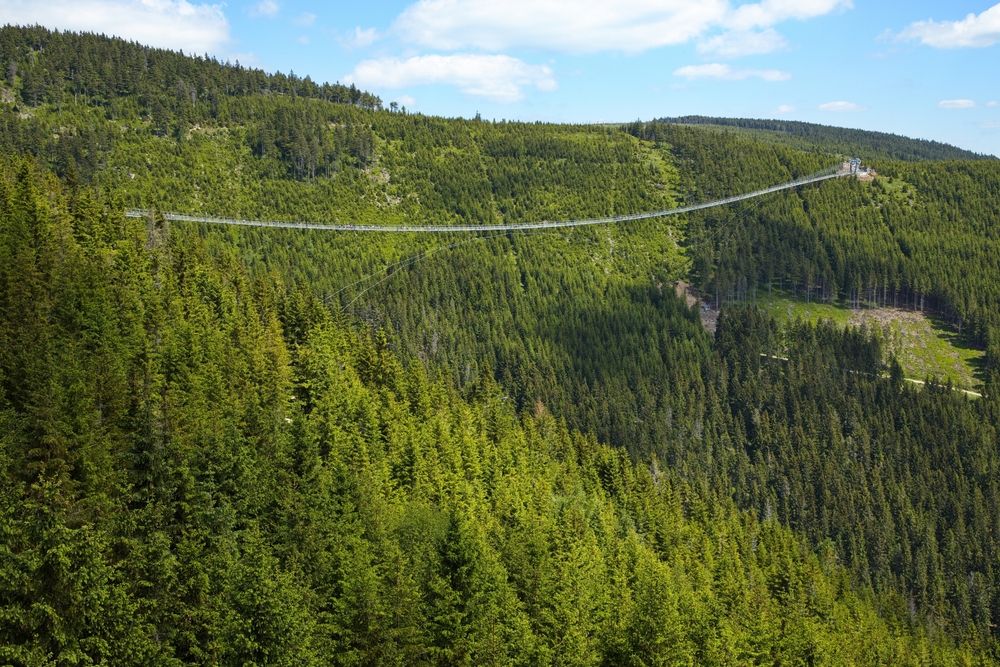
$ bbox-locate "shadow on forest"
[529,281,710,456]
[538,282,707,379]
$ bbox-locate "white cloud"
[987,100,999,107]
[0,0,229,53]
[396,95,416,108]
[395,0,728,53]
[342,26,379,48]
[296,35,309,45]
[776,104,795,114]
[249,0,278,18]
[725,0,852,31]
[897,3,1000,48]
[938,99,976,109]
[698,28,787,57]
[673,63,790,81]
[394,0,850,54]
[293,12,316,27]
[819,100,862,111]
[346,54,556,102]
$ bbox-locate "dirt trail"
[900,377,982,398]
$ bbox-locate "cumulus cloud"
[673,63,790,81]
[393,0,850,54]
[396,0,726,53]
[370,0,849,101]
[249,0,278,18]
[0,0,229,53]
[988,100,999,107]
[897,3,1000,48]
[819,100,862,111]
[342,26,379,49]
[698,28,787,57]
[938,99,976,109]
[346,54,556,102]
[775,104,795,114]
[293,12,316,27]
[724,0,852,31]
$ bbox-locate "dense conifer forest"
[660,115,990,161]
[2,26,999,664]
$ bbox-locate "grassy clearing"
[756,294,851,327]
[756,292,984,389]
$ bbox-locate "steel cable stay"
[125,165,849,234]
[338,229,539,310]
[131,163,852,311]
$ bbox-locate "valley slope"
[2,26,1000,664]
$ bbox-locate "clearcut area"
[757,292,985,391]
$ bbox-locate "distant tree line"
[0,24,380,128]
[658,115,992,161]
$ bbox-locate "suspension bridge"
[125,164,854,233]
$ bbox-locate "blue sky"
[3,1,1000,155]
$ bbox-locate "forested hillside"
[0,154,986,666]
[627,122,1000,375]
[2,26,1000,663]
[661,115,990,161]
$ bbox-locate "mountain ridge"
[659,115,992,161]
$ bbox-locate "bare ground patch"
[675,281,718,333]
[846,307,981,389]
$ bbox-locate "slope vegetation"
[661,115,991,161]
[1,159,982,664]
[2,26,1000,660]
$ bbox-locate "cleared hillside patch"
[756,292,984,389]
